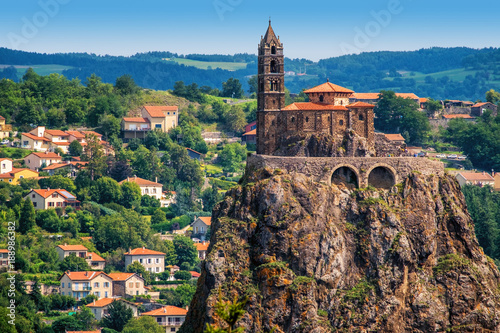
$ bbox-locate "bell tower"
[257,20,285,154]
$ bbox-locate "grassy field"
[0,64,74,80]
[164,58,248,71]
[390,68,500,84]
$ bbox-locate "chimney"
[128,248,132,254]
[93,300,96,306]
[142,246,145,250]
[155,176,158,183]
[163,308,166,313]
[186,306,189,311]
[64,243,67,246]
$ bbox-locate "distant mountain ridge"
[1,46,499,100]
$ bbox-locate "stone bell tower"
[257,20,285,155]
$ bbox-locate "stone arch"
[366,164,397,189]
[270,59,278,73]
[330,164,359,189]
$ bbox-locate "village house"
[119,176,163,200]
[0,168,39,185]
[107,272,145,297]
[192,217,211,240]
[42,161,87,177]
[55,244,106,270]
[350,92,420,105]
[122,105,178,140]
[186,148,203,161]
[25,188,80,210]
[21,131,51,152]
[383,134,406,146]
[0,158,13,174]
[124,247,166,273]
[161,191,177,207]
[86,298,139,321]
[0,249,8,269]
[0,116,12,139]
[59,271,114,300]
[194,241,209,260]
[24,151,62,171]
[495,173,500,192]
[456,172,495,188]
[242,128,257,145]
[471,102,498,117]
[141,305,188,332]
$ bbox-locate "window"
[33,202,37,207]
[339,120,344,126]
[52,193,57,198]
[139,259,143,263]
[157,318,162,323]
[359,114,364,121]
[94,282,99,288]
[156,267,160,272]
[62,292,64,295]
[105,291,108,297]
[152,189,156,194]
[61,282,65,288]
[148,258,152,264]
[291,117,295,123]
[136,282,140,288]
[74,283,78,290]
[32,194,35,198]
[319,95,324,102]
[19,175,24,179]
[155,124,162,129]
[271,45,276,54]
[167,112,170,115]
[129,282,133,288]
[173,112,176,115]
[171,328,176,332]
[94,291,100,297]
[104,282,109,288]
[68,282,71,288]
[305,117,309,123]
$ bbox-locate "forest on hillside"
[1,46,500,100]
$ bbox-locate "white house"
[119,176,163,200]
[456,172,495,188]
[124,247,166,273]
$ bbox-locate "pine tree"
[19,199,35,234]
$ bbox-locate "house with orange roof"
[66,130,86,143]
[141,305,187,332]
[59,271,113,300]
[350,92,420,105]
[66,331,102,333]
[86,298,139,321]
[21,131,51,151]
[107,272,145,297]
[124,247,166,273]
[44,129,70,143]
[0,115,12,139]
[242,128,256,144]
[190,271,201,279]
[0,158,13,174]
[25,188,80,210]
[24,151,62,171]
[456,172,495,188]
[194,241,209,260]
[55,244,105,270]
[471,102,497,117]
[186,148,203,161]
[122,105,178,140]
[384,134,406,145]
[42,161,87,177]
[192,216,211,240]
[119,176,163,200]
[0,249,9,269]
[442,114,474,120]
[0,168,39,185]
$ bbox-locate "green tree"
[203,288,249,333]
[126,261,146,274]
[100,300,133,332]
[115,74,139,96]
[36,209,61,232]
[223,105,247,133]
[52,316,83,333]
[247,75,258,95]
[60,253,91,272]
[164,240,177,266]
[69,140,83,156]
[122,316,164,333]
[202,183,223,212]
[100,114,121,140]
[174,270,192,280]
[39,175,76,192]
[221,78,244,99]
[173,235,199,267]
[75,305,96,330]
[82,134,107,181]
[90,177,122,204]
[423,98,443,117]
[120,181,142,209]
[19,199,36,234]
[219,143,247,173]
[486,89,500,105]
[151,208,167,225]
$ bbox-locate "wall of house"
[125,254,164,273]
[0,160,12,174]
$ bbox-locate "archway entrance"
[332,167,358,189]
[368,167,395,189]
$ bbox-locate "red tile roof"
[419,98,428,103]
[57,244,88,251]
[81,131,102,138]
[86,298,115,307]
[142,305,188,316]
[51,142,71,146]
[384,134,405,141]
[107,272,137,281]
[45,130,69,136]
[119,176,162,187]
[31,189,76,199]
[242,129,256,136]
[124,248,166,256]
[66,331,101,333]
[347,102,375,108]
[22,133,51,142]
[352,92,419,100]
[197,216,212,226]
[88,252,105,262]
[458,172,494,182]
[195,242,209,251]
[65,131,86,139]
[190,271,201,278]
[282,102,348,111]
[61,271,108,281]
[472,102,492,108]
[123,117,150,123]
[304,82,354,94]
[143,105,178,118]
[0,249,9,253]
[28,152,61,158]
[443,114,474,119]
[43,162,87,170]
[186,148,202,155]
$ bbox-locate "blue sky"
[1,0,499,61]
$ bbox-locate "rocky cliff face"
[180,167,500,333]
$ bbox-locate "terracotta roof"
[88,252,105,262]
[186,148,202,155]
[197,216,212,226]
[80,236,92,241]
[282,102,348,111]
[45,130,69,136]
[142,305,188,317]
[43,162,87,170]
[395,93,419,99]
[27,152,61,158]
[57,244,88,251]
[458,172,494,182]
[65,130,85,138]
[22,133,51,142]
[51,142,70,146]
[119,176,162,187]
[472,102,492,107]
[419,98,428,103]
[303,82,354,94]
[0,158,12,162]
[123,117,150,123]
[443,114,474,119]
[86,298,115,308]
[352,92,419,100]
[190,271,201,278]
[81,131,102,137]
[0,249,9,253]
[107,272,137,281]
[195,242,209,251]
[0,115,4,120]
[31,189,77,199]
[0,168,38,179]
[143,105,178,118]
[124,248,166,256]
[347,102,375,108]
[384,134,405,141]
[61,271,108,281]
[242,129,256,136]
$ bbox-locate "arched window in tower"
[319,95,324,102]
[270,60,278,73]
[291,116,295,123]
[271,45,276,54]
[359,114,364,121]
[339,120,344,126]
[306,117,309,123]
[269,81,274,91]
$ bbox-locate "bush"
[174,270,192,281]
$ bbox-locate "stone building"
[256,22,375,156]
